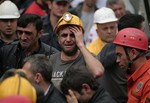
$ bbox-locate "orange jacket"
[128,59,150,103]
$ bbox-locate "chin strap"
[123,47,148,74]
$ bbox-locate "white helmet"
[0,0,20,19]
[94,7,118,24]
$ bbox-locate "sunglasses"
[16,30,33,36]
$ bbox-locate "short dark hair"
[60,66,99,95]
[106,0,125,7]
[23,54,53,83]
[17,14,43,32]
[118,14,145,31]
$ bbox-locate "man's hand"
[66,89,78,103]
[69,26,84,48]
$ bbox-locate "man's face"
[50,1,70,18]
[17,23,40,50]
[116,45,129,70]
[85,0,97,8]
[71,89,91,103]
[58,27,78,56]
[22,62,35,83]
[0,19,17,37]
[109,1,126,19]
[96,22,117,43]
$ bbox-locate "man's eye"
[70,33,75,38]
[61,34,68,37]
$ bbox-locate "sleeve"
[97,43,117,69]
[142,79,150,103]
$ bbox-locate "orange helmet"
[113,28,148,51]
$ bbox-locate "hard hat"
[54,12,84,33]
[94,7,118,24]
[113,28,148,51]
[0,96,32,103]
[0,74,36,103]
[0,0,20,19]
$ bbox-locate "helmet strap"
[123,47,148,74]
[123,47,133,67]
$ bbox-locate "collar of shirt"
[44,84,51,96]
[128,59,150,84]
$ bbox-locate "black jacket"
[97,43,127,103]
[44,83,67,103]
[88,86,117,103]
[0,40,58,77]
[41,15,61,51]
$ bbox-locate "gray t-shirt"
[50,52,86,90]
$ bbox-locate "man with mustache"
[50,12,104,91]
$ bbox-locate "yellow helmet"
[0,74,36,103]
[54,12,84,33]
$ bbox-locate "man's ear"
[129,48,139,59]
[81,83,91,92]
[38,29,44,38]
[57,34,61,44]
[34,73,43,84]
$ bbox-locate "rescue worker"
[113,28,150,103]
[97,14,146,103]
[0,0,20,47]
[50,12,104,91]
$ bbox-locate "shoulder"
[47,84,66,103]
[41,42,59,53]
[1,41,18,50]
[50,52,60,60]
[89,86,116,103]
[102,43,116,50]
[98,43,116,56]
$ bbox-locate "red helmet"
[113,28,148,51]
[0,96,32,103]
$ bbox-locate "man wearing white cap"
[86,7,118,55]
[0,0,20,47]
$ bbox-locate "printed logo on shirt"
[136,81,143,92]
[131,91,140,99]
[52,71,66,78]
